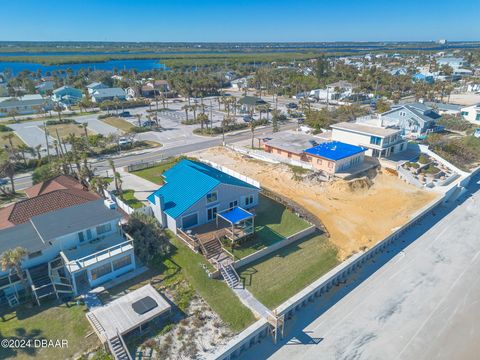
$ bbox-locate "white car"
[118,137,132,146]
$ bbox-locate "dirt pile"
[191,147,439,260]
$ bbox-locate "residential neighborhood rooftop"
[331,121,401,138]
[263,131,327,155]
[147,159,258,218]
[304,141,366,161]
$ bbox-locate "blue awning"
[218,207,253,224]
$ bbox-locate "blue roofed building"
[147,159,260,234]
[52,86,83,107]
[304,141,367,174]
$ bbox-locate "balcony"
[61,233,134,273]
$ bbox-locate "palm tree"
[182,104,190,122]
[0,153,16,193]
[136,114,142,127]
[17,144,30,167]
[197,113,209,131]
[108,159,120,193]
[53,103,63,122]
[81,122,89,139]
[7,109,19,122]
[2,133,15,150]
[0,247,29,298]
[249,118,257,149]
[90,176,109,198]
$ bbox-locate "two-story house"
[0,176,135,307]
[379,102,441,137]
[51,86,83,107]
[148,159,260,234]
[331,121,407,158]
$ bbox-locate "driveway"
[241,178,480,360]
[112,168,159,202]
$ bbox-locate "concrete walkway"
[110,168,159,203]
[233,286,273,320]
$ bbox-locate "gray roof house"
[91,88,127,103]
[380,102,441,137]
[0,194,136,307]
[0,94,53,116]
[52,86,83,106]
[87,82,108,95]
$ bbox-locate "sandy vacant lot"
[190,147,439,259]
[447,92,480,106]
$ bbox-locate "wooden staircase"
[108,333,132,360]
[201,238,223,259]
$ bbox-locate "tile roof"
[304,141,366,161]
[25,175,85,198]
[0,176,100,229]
[147,159,258,219]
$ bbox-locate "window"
[370,136,381,145]
[206,192,218,203]
[28,250,42,259]
[400,111,406,117]
[288,153,292,158]
[96,223,112,235]
[86,229,93,240]
[182,213,198,228]
[317,159,322,165]
[476,114,480,121]
[90,263,112,280]
[328,162,333,168]
[245,195,254,206]
[112,255,132,271]
[461,111,469,116]
[277,149,281,154]
[78,231,85,243]
[207,207,218,221]
[229,200,238,209]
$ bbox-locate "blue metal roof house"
[148,159,260,234]
[304,141,367,174]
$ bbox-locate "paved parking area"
[9,123,56,148]
[241,179,480,360]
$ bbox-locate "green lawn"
[101,117,134,132]
[98,232,255,334]
[119,189,144,209]
[167,234,255,332]
[230,195,310,259]
[131,158,182,185]
[239,233,339,309]
[0,300,99,360]
[0,132,26,148]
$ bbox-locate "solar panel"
[132,296,158,315]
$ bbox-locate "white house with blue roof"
[148,159,260,234]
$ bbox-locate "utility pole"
[43,121,50,160]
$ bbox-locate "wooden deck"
[87,284,171,341]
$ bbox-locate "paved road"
[14,122,297,190]
[241,177,480,360]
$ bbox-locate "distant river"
[0,59,169,74]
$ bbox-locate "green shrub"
[45,119,78,125]
[0,124,12,132]
[418,154,430,164]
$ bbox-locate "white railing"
[63,239,134,273]
[200,157,261,188]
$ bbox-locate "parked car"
[118,137,132,146]
[142,120,156,127]
[286,102,298,109]
[243,115,253,122]
[119,111,131,117]
[0,178,8,185]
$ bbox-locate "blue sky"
[1,0,479,42]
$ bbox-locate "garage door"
[182,213,198,229]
